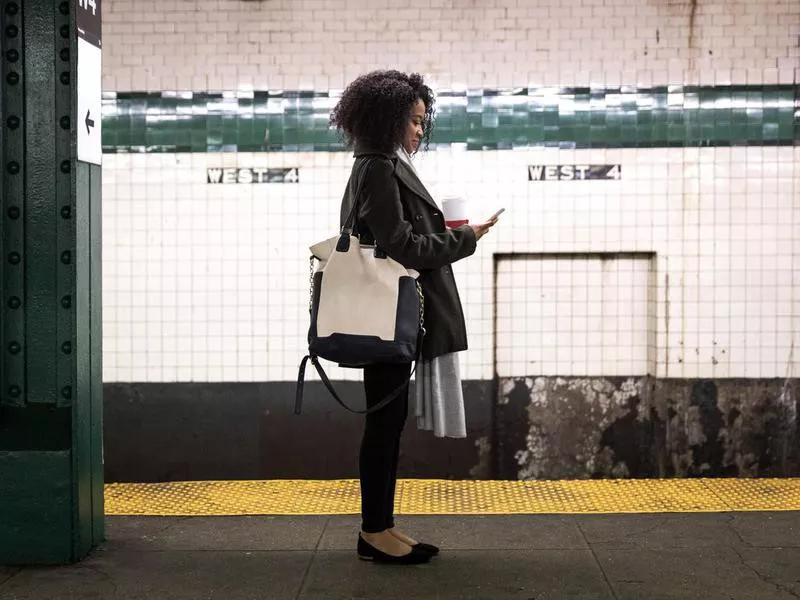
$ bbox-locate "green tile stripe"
[101,85,799,153]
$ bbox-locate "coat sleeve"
[357,158,477,270]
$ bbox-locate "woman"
[331,70,497,565]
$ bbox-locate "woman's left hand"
[470,216,498,241]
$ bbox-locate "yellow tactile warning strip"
[104,478,800,516]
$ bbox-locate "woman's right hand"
[469,216,498,241]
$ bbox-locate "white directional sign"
[76,0,102,165]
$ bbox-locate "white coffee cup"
[442,197,469,228]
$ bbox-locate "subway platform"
[1,478,799,600]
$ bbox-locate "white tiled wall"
[103,146,800,381]
[101,0,800,382]
[495,255,656,378]
[102,0,799,90]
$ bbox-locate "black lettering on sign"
[77,0,102,49]
[207,168,300,184]
[528,164,621,181]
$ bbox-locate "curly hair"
[330,70,435,154]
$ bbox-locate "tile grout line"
[700,478,734,512]
[0,569,22,589]
[293,517,330,600]
[576,520,621,600]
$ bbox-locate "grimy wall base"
[0,0,103,564]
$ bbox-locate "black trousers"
[359,361,411,533]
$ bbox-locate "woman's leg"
[359,362,411,553]
[384,392,409,530]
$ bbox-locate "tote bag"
[295,158,425,414]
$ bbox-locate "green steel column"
[0,0,103,564]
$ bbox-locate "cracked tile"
[595,545,800,599]
[577,513,742,548]
[106,515,328,551]
[0,567,21,586]
[727,513,800,548]
[301,549,615,600]
[732,547,800,598]
[1,549,310,600]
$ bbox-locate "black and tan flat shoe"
[412,541,439,555]
[357,534,432,564]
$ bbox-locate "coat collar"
[352,144,439,211]
[393,153,439,210]
[352,144,394,159]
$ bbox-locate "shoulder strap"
[341,157,377,236]
[295,354,417,415]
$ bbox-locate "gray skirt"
[412,352,466,438]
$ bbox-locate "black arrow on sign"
[85,109,94,135]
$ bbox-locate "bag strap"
[295,330,424,416]
[295,355,417,415]
[341,157,377,237]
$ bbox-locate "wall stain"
[661,0,701,72]
[498,376,799,479]
[687,0,698,52]
[469,435,492,479]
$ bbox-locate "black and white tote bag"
[296,159,425,414]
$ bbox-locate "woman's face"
[402,99,426,154]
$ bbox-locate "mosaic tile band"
[101,85,800,153]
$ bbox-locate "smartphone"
[488,208,505,221]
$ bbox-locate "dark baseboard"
[103,376,799,482]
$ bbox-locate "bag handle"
[295,354,417,415]
[341,157,377,238]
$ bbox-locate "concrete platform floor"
[1,512,799,599]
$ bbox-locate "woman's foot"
[360,530,412,557]
[388,527,418,546]
[357,532,431,564]
[390,527,440,555]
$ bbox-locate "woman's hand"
[470,216,499,241]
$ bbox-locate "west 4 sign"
[528,164,622,181]
[206,168,300,184]
[77,0,102,165]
